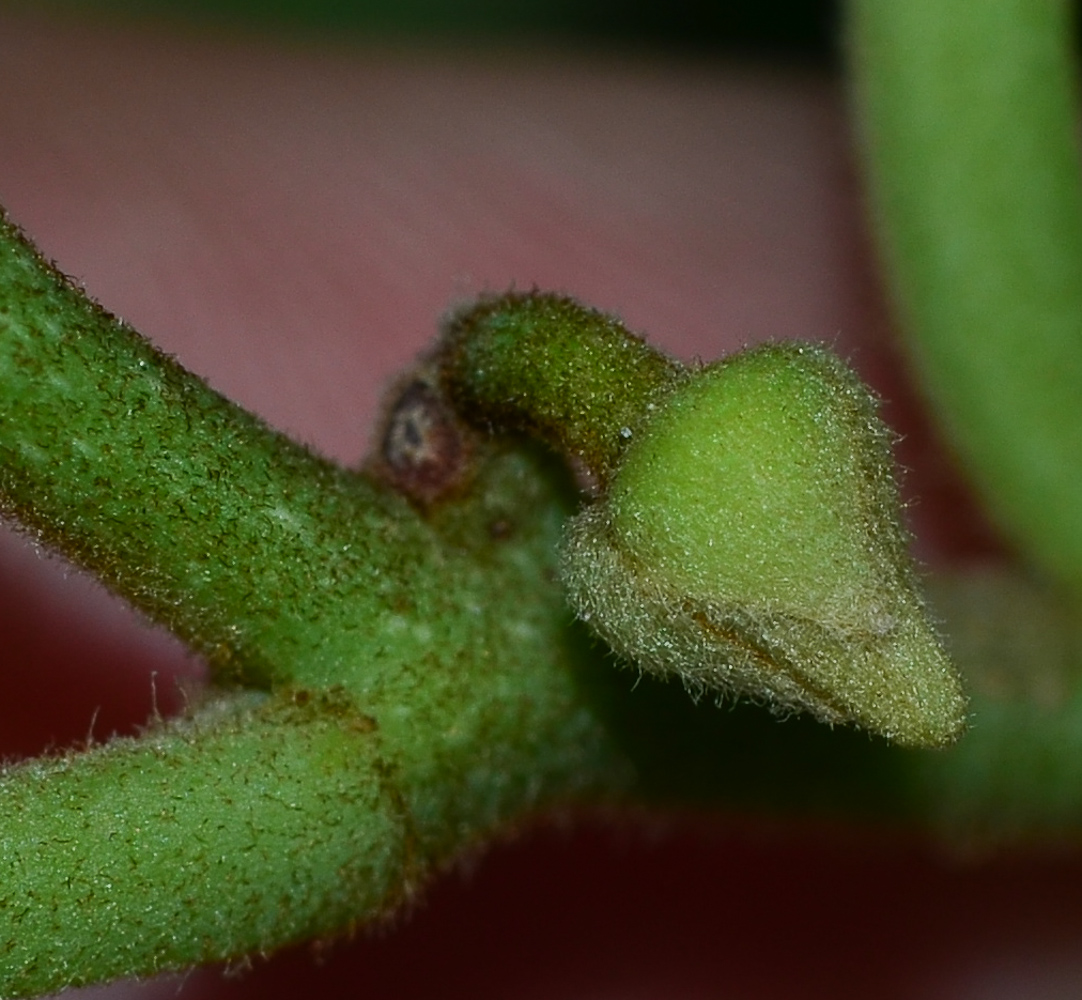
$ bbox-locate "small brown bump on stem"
[370,375,472,507]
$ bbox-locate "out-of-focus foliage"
[25,0,840,55]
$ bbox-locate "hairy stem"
[0,677,623,999]
[0,694,404,995]
[0,210,629,995]
[849,0,1082,598]
[0,207,413,690]
[440,292,686,486]
[6,190,1082,993]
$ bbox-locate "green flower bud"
[561,342,967,747]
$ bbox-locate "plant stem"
[0,210,629,994]
[0,206,412,690]
[0,678,624,999]
[0,694,404,995]
[440,293,686,486]
[7,196,1082,994]
[848,0,1082,598]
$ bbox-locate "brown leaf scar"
[378,379,467,506]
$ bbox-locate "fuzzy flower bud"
[560,342,966,747]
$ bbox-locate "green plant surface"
[6,206,1082,993]
[0,210,630,995]
[441,293,687,487]
[563,342,962,746]
[4,0,1082,992]
[849,0,1082,599]
[443,293,965,746]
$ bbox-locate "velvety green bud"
[561,342,966,747]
